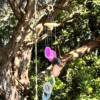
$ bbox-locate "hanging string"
[54,26,59,57]
[34,0,38,100]
[49,14,54,48]
[35,29,38,100]
[45,25,49,47]
[44,14,54,48]
[53,16,61,57]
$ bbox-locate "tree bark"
[0,0,35,99]
[61,39,100,66]
[0,32,34,100]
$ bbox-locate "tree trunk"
[0,33,33,100]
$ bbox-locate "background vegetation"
[0,0,100,100]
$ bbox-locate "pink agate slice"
[44,47,57,62]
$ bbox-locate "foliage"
[0,0,17,46]
[29,0,100,100]
[0,0,100,100]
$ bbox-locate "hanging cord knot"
[46,4,54,13]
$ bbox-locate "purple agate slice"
[44,47,57,62]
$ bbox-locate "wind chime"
[34,0,63,100]
[42,1,62,100]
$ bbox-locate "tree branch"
[61,39,100,66]
[8,0,22,19]
[40,37,100,77]
[7,0,35,58]
[25,0,34,13]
